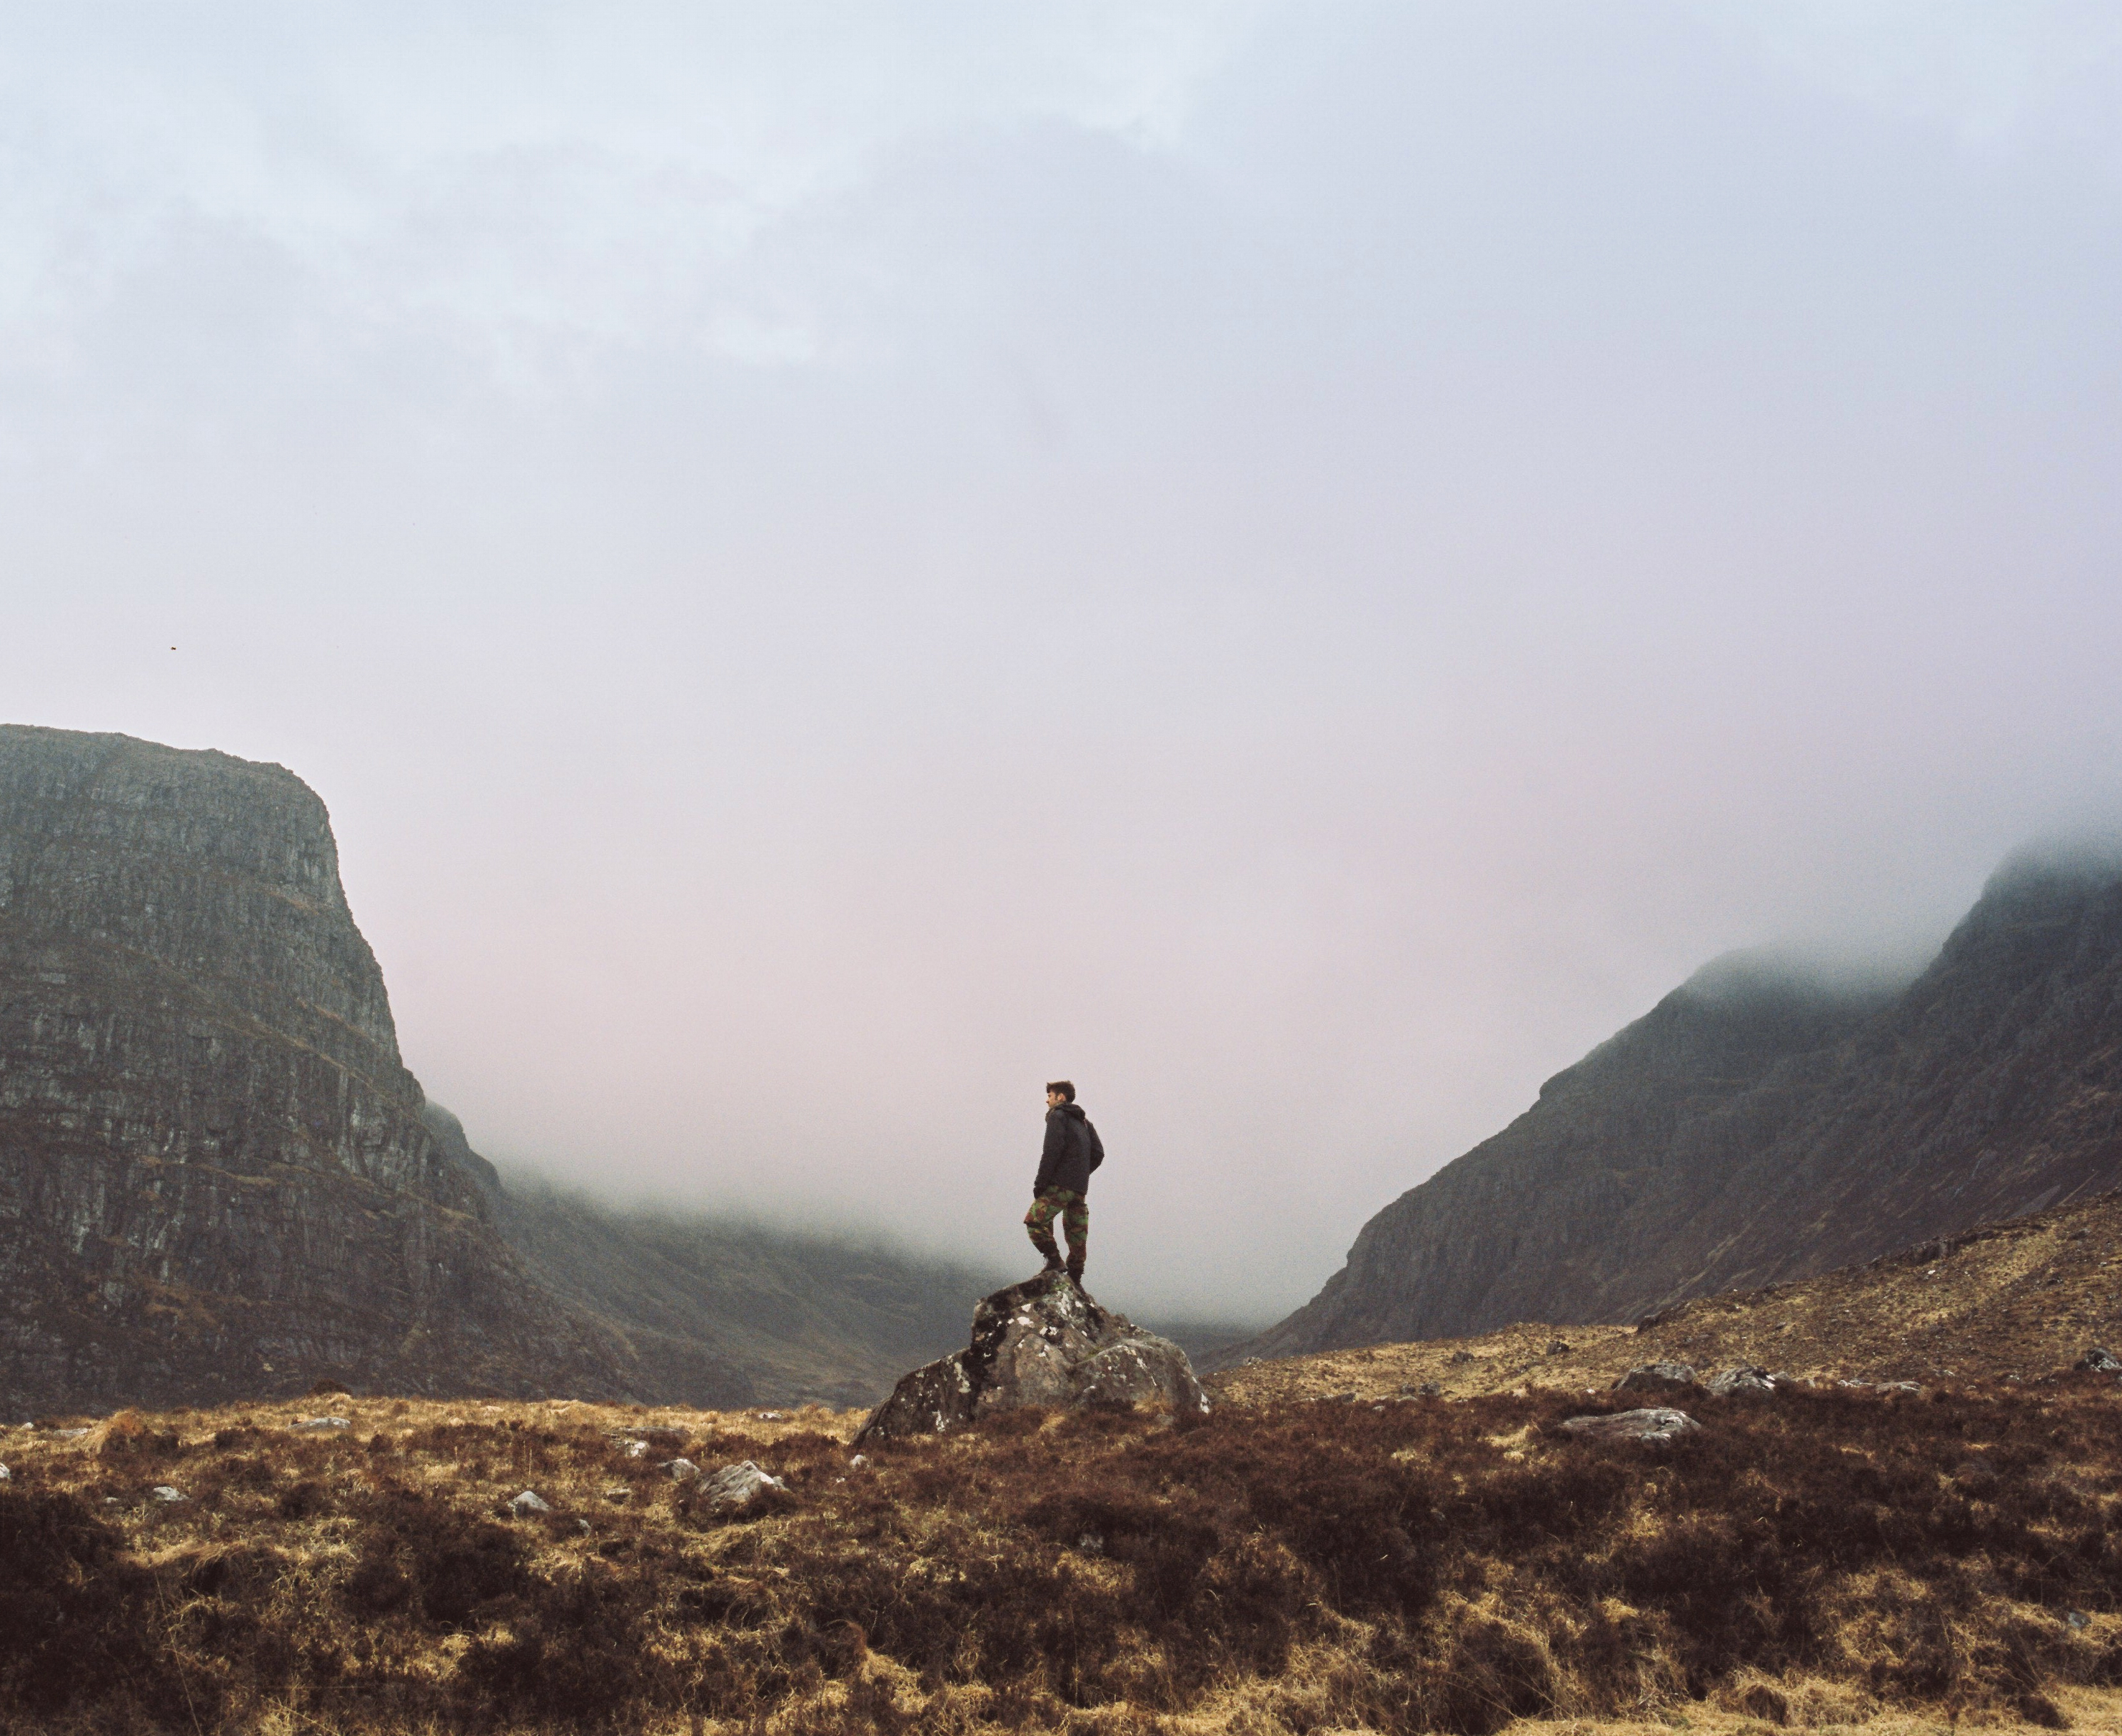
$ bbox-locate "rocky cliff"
[0,726,987,1415]
[0,726,643,1411]
[1242,844,2122,1361]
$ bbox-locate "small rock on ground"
[150,1485,186,1502]
[1614,1361,1699,1396]
[293,1415,351,1430]
[703,1460,786,1511]
[1560,1408,1701,1443]
[666,1458,700,1480]
[508,1490,553,1515]
[1706,1366,1776,1396]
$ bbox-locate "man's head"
[1045,1079,1075,1108]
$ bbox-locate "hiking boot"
[1036,1256,1065,1277]
[1065,1263,1085,1287]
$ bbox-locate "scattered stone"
[1544,1339,1572,1356]
[2077,1347,2122,1373]
[848,1455,868,1469]
[1614,1361,1699,1396]
[508,1490,552,1515]
[666,1458,700,1480]
[1559,1408,1701,1444]
[621,1439,650,1458]
[1076,1532,1105,1555]
[0,1464,9,1482]
[52,1427,90,1440]
[756,1411,785,1421]
[576,1518,592,1534]
[1706,1366,1776,1396]
[701,1461,787,1512]
[1323,1390,1357,1403]
[1419,1381,1442,1397]
[1879,1381,1924,1396]
[601,1485,630,1502]
[607,1426,686,1447]
[293,1415,351,1431]
[149,1485,186,1502]
[857,1278,1210,1443]
[1447,1349,1474,1365]
[2068,1611,2092,1630]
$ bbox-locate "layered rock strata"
[0,727,647,1412]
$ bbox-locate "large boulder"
[855,1278,1210,1443]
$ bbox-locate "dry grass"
[1210,1195,2122,1410]
[8,1375,2122,1733]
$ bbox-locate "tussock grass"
[6,1382,2122,1732]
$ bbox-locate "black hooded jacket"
[1035,1101,1104,1196]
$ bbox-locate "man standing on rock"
[1026,1080,1102,1286]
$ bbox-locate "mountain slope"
[1244,847,2122,1361]
[1214,1186,2122,1405]
[487,1167,1001,1409]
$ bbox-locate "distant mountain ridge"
[0,725,995,1414]
[1237,844,2122,1363]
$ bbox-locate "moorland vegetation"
[7,1374,2122,1735]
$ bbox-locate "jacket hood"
[1052,1101,1087,1121]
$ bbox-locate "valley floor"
[8,1362,2122,1735]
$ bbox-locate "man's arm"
[1034,1111,1067,1192]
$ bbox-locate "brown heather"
[9,1378,2122,1735]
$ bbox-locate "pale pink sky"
[5,3,2121,1318]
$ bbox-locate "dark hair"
[1045,1080,1075,1103]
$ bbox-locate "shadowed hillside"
[1242,845,2122,1362]
[489,1169,1003,1410]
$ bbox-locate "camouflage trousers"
[1024,1189,1088,1266]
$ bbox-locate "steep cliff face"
[1244,847,2122,1361]
[0,725,994,1415]
[0,727,653,1411]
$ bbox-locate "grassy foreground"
[6,1380,2122,1734]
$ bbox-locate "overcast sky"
[4,3,2120,1321]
